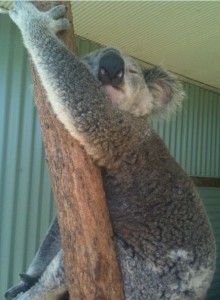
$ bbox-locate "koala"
[6,2,216,300]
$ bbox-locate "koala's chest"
[100,163,155,226]
[99,150,189,226]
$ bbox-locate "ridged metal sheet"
[198,187,220,300]
[1,1,220,90]
[72,1,220,90]
[0,1,11,11]
[151,82,220,177]
[0,16,55,293]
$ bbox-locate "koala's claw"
[47,5,69,32]
[52,18,70,32]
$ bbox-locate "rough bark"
[30,1,124,299]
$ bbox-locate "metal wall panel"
[0,18,219,298]
[0,16,55,294]
[198,187,220,300]
[151,82,220,177]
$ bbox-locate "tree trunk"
[30,1,124,299]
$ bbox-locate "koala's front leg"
[9,1,74,111]
[9,1,139,166]
[9,1,100,143]
[9,1,73,93]
[9,2,70,40]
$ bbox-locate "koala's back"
[102,128,216,300]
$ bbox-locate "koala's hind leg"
[5,218,62,299]
[15,250,67,300]
[26,217,61,279]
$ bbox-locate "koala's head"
[82,47,185,117]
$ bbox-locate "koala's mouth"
[103,84,124,103]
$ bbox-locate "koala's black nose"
[98,50,125,87]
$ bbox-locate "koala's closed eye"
[128,69,138,74]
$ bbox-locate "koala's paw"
[9,1,69,34]
[9,1,39,30]
[5,274,38,299]
[46,5,70,33]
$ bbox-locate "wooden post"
[31,1,124,299]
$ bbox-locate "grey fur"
[6,2,216,300]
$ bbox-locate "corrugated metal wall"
[198,187,220,300]
[0,16,55,294]
[0,17,220,299]
[151,82,220,177]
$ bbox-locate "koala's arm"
[5,218,61,299]
[9,2,140,167]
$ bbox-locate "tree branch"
[30,1,124,299]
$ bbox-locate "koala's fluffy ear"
[143,66,185,116]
